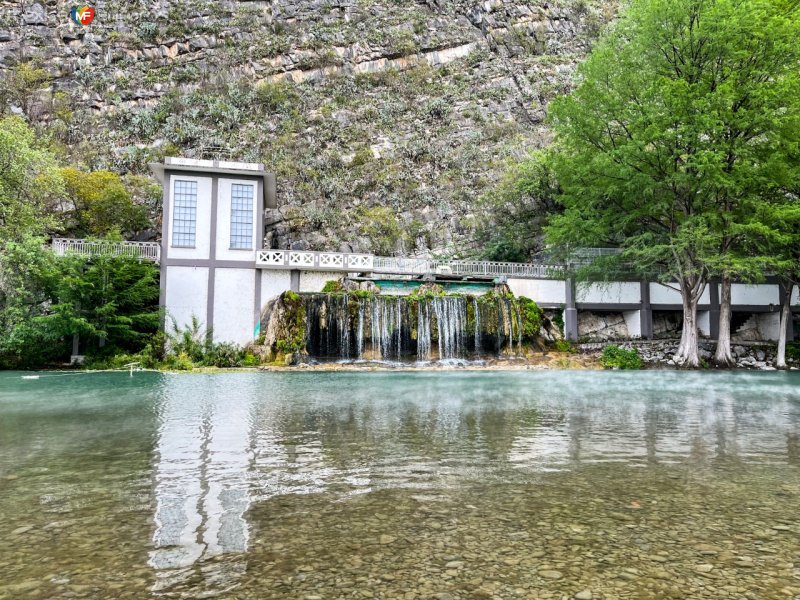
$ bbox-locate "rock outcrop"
[2,0,615,255]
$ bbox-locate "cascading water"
[299,292,531,362]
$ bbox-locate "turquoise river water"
[0,370,799,599]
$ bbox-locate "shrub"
[552,339,576,353]
[242,352,260,367]
[167,316,207,363]
[322,280,344,293]
[203,342,246,368]
[255,80,298,113]
[600,345,643,370]
[786,342,800,361]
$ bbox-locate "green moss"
[517,296,542,340]
[408,283,445,302]
[274,290,307,355]
[351,289,377,300]
[552,308,565,331]
[283,290,301,303]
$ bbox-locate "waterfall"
[432,296,467,359]
[473,297,482,357]
[295,291,532,362]
[417,301,432,360]
[356,303,364,359]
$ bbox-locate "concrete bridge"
[50,157,799,346]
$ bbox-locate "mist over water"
[0,370,798,598]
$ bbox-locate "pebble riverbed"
[0,370,798,599]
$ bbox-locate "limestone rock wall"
[2,0,615,254]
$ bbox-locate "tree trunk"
[777,281,794,370]
[713,274,735,367]
[675,277,703,368]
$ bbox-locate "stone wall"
[579,340,799,370]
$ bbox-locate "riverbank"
[580,339,799,371]
[10,339,799,374]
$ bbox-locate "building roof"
[149,157,277,208]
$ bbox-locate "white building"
[150,157,277,344]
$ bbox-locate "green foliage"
[552,339,576,353]
[60,168,149,238]
[0,63,50,118]
[204,342,247,368]
[478,152,559,262]
[544,0,800,366]
[0,240,160,368]
[600,345,643,369]
[358,206,403,255]
[546,0,800,281]
[408,284,445,302]
[272,290,307,356]
[477,288,514,305]
[0,116,62,241]
[167,315,208,363]
[322,280,345,293]
[552,308,565,332]
[517,296,543,339]
[786,342,800,361]
[165,316,253,368]
[283,290,301,303]
[350,147,374,167]
[255,81,299,113]
[350,289,377,300]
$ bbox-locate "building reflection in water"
[149,377,257,593]
[145,372,800,593]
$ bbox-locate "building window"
[230,183,254,249]
[172,180,197,247]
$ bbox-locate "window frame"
[229,182,255,250]
[171,179,198,248]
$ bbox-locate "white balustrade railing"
[256,250,562,279]
[51,238,161,262]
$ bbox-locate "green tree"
[477,151,559,262]
[61,168,149,238]
[0,242,160,367]
[545,0,800,367]
[0,116,63,241]
[757,196,800,369]
[0,63,50,119]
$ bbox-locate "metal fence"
[51,238,161,262]
[372,257,562,279]
[255,251,563,279]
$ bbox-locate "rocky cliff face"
[3,0,615,254]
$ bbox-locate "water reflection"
[145,371,800,594]
[149,377,255,592]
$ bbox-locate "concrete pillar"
[623,310,642,338]
[698,310,711,337]
[756,312,782,341]
[639,280,653,339]
[565,277,578,341]
[290,270,300,292]
[709,279,720,339]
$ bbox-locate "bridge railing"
[51,238,161,262]
[256,250,563,279]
